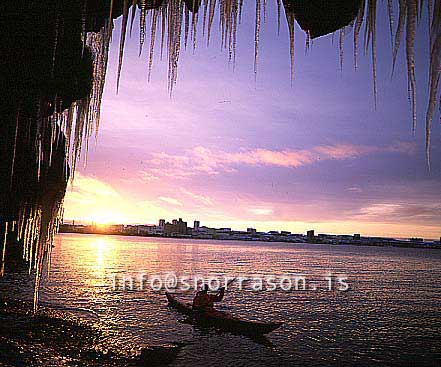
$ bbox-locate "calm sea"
[14,234,441,365]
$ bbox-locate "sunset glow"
[63,3,440,239]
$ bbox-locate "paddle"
[223,277,237,290]
[217,277,236,295]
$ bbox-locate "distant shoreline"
[57,229,441,250]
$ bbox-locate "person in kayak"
[192,284,225,311]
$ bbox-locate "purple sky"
[64,1,441,238]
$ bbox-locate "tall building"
[176,218,187,234]
[164,218,188,235]
[194,220,200,231]
[307,230,315,242]
[159,219,165,228]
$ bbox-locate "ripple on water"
[2,234,440,366]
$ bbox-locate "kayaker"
[192,284,225,311]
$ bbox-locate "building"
[123,225,139,235]
[247,228,257,234]
[159,219,165,228]
[307,230,315,242]
[138,225,163,235]
[164,218,188,235]
[194,220,200,231]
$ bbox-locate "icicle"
[192,12,198,52]
[116,0,130,92]
[365,0,378,109]
[160,7,166,60]
[392,0,407,75]
[36,134,42,181]
[1,222,8,277]
[285,10,295,85]
[425,0,441,170]
[167,0,184,95]
[49,118,54,167]
[130,0,137,37]
[51,7,60,78]
[276,0,281,35]
[203,0,209,36]
[184,8,190,49]
[254,0,261,81]
[387,0,394,49]
[139,0,147,55]
[108,0,115,40]
[428,0,433,28]
[371,0,378,110]
[339,28,345,72]
[207,0,216,46]
[305,30,310,54]
[148,10,158,82]
[10,108,20,190]
[81,0,88,57]
[406,0,418,134]
[220,0,226,50]
[418,0,424,19]
[263,0,267,24]
[232,0,239,66]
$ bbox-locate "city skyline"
[62,216,440,241]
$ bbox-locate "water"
[7,234,441,365]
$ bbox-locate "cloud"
[64,173,132,223]
[139,171,159,182]
[248,208,274,215]
[358,203,402,217]
[353,202,441,225]
[157,196,183,206]
[346,186,363,193]
[69,173,119,197]
[141,142,415,179]
[180,188,214,206]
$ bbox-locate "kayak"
[165,292,282,335]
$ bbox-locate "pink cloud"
[142,142,415,178]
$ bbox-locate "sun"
[89,211,126,225]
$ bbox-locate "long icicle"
[1,222,8,277]
[387,0,395,48]
[406,0,418,134]
[392,0,407,75]
[10,107,20,190]
[425,0,441,170]
[340,28,345,72]
[130,0,138,36]
[354,0,366,70]
[371,0,377,109]
[148,10,159,82]
[254,0,261,82]
[139,0,147,55]
[116,0,130,92]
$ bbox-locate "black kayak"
[165,292,282,335]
